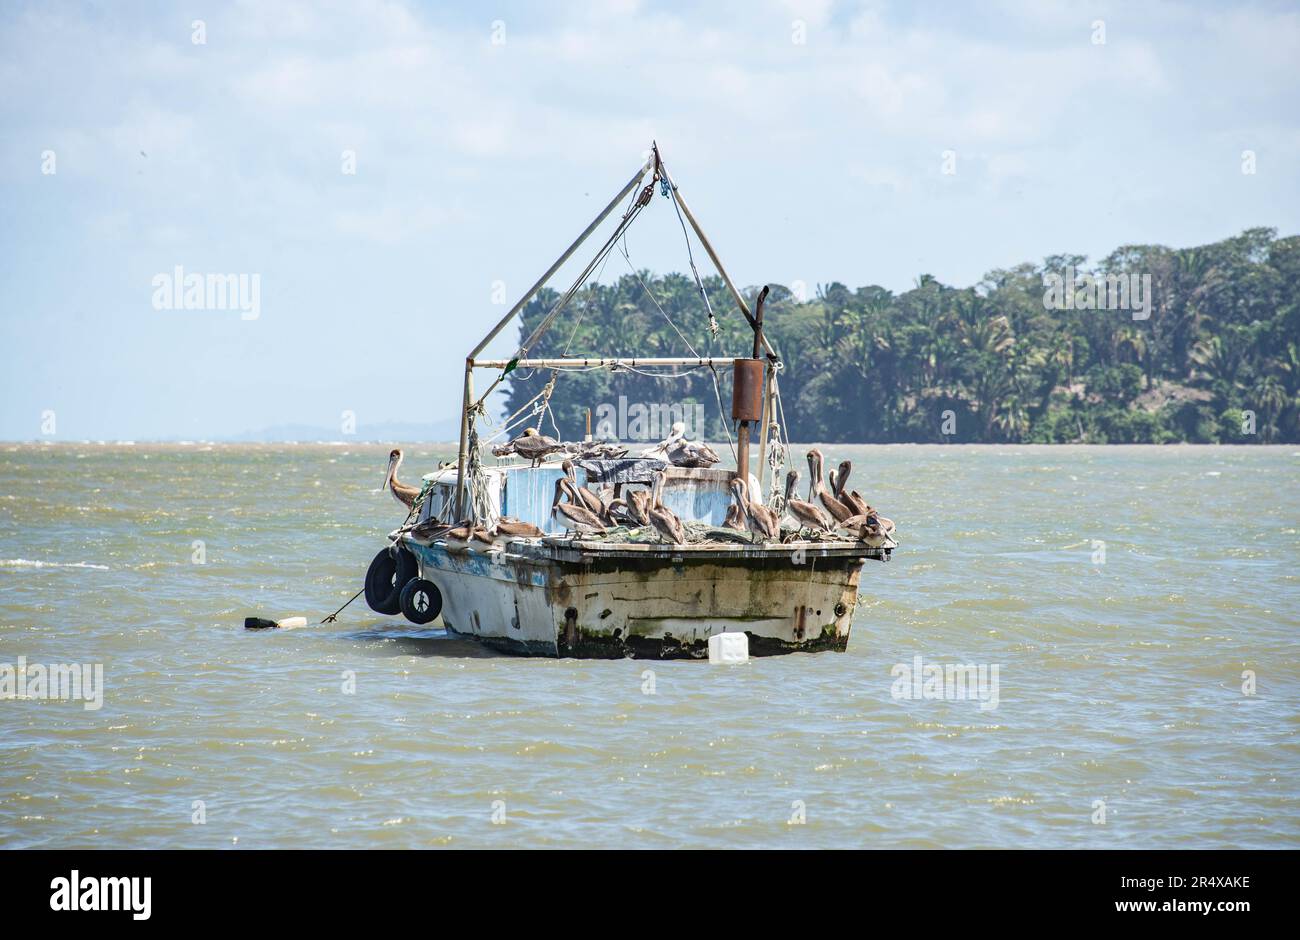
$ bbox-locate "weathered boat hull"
[403,535,887,659]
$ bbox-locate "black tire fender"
[364,546,417,615]
[399,578,442,625]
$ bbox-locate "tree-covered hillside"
[503,228,1300,443]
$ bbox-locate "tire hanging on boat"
[399,578,442,624]
[364,546,417,615]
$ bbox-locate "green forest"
[503,227,1300,444]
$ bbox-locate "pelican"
[832,460,853,499]
[830,459,873,515]
[783,470,834,533]
[469,526,499,550]
[666,428,721,468]
[648,474,686,545]
[494,517,545,539]
[562,460,607,518]
[551,478,607,533]
[383,448,420,509]
[806,449,852,523]
[410,519,452,541]
[503,427,565,466]
[730,477,780,541]
[640,422,686,460]
[446,522,484,545]
[837,509,895,541]
[625,488,651,527]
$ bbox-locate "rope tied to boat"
[466,424,497,526]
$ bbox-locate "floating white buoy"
[244,615,308,631]
[708,631,749,664]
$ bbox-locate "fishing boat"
[364,145,897,658]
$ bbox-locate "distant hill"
[506,227,1300,444]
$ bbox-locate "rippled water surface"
[1,443,1296,849]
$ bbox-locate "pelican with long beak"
[730,476,780,542]
[562,460,607,519]
[807,449,852,523]
[783,470,834,533]
[648,474,687,545]
[832,459,872,516]
[665,427,721,468]
[383,448,420,509]
[551,478,607,534]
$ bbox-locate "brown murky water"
[1,443,1296,848]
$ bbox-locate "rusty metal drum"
[731,358,765,422]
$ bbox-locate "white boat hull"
[403,535,887,658]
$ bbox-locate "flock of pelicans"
[491,422,722,469]
[382,430,894,549]
[548,448,895,546]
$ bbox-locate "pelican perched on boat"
[446,522,493,550]
[494,517,545,539]
[561,460,607,518]
[783,470,834,533]
[831,459,872,516]
[836,511,894,545]
[665,426,721,468]
[648,473,686,545]
[551,478,607,534]
[383,448,421,509]
[807,449,852,523]
[730,476,780,541]
[625,488,651,527]
[495,427,565,466]
[410,519,453,542]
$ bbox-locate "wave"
[0,558,110,570]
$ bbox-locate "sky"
[0,0,1297,440]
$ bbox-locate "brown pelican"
[383,448,420,509]
[648,474,686,545]
[832,460,853,499]
[836,509,895,541]
[493,517,545,539]
[830,459,873,516]
[561,460,607,518]
[469,526,499,550]
[446,522,488,545]
[730,477,779,541]
[551,478,607,533]
[807,449,852,523]
[625,488,651,527]
[666,428,721,468]
[783,470,834,532]
[411,519,453,541]
[502,427,565,466]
